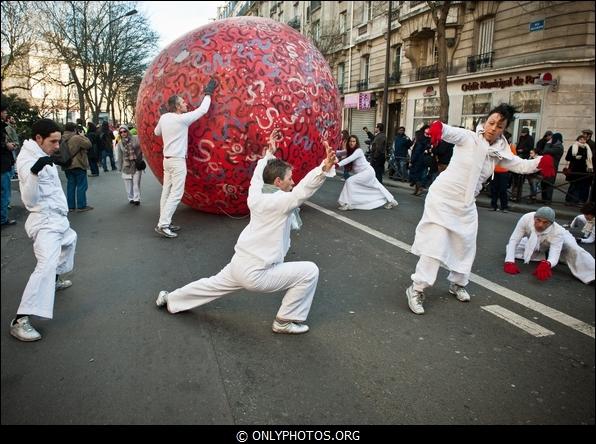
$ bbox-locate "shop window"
[510,90,542,113]
[413,98,440,132]
[461,93,492,130]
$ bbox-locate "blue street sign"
[529,20,545,32]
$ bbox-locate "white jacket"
[234,153,334,267]
[154,96,211,158]
[16,140,70,237]
[411,124,540,274]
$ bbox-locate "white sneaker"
[10,317,42,342]
[55,279,72,291]
[156,291,169,308]
[406,285,425,314]
[337,204,350,211]
[384,200,398,209]
[155,226,178,238]
[449,283,470,302]
[272,320,310,334]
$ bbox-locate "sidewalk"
[381,174,581,221]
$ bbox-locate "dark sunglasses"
[119,130,128,134]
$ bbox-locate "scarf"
[571,142,593,170]
[262,183,302,231]
[523,223,553,264]
[123,136,137,163]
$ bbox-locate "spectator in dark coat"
[535,130,553,155]
[409,125,430,196]
[370,123,386,183]
[390,126,412,181]
[540,132,564,204]
[565,134,593,205]
[86,122,100,177]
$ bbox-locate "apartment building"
[219,1,594,148]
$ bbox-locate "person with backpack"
[62,122,93,212]
[10,119,78,341]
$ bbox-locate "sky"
[139,1,223,49]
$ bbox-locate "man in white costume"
[156,130,337,334]
[504,207,595,284]
[405,104,555,315]
[153,78,217,238]
[10,119,78,341]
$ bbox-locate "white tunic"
[337,148,395,209]
[234,153,335,267]
[506,212,595,284]
[411,124,541,274]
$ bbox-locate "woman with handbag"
[116,125,145,205]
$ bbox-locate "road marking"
[305,201,595,339]
[481,305,555,337]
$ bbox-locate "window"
[461,93,492,130]
[392,45,402,74]
[340,11,347,33]
[477,17,494,55]
[361,55,370,83]
[310,1,321,12]
[510,90,542,113]
[313,20,321,41]
[413,98,440,132]
[338,63,345,90]
[363,1,372,22]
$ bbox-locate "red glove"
[428,120,443,148]
[503,262,520,274]
[537,154,556,178]
[533,260,552,281]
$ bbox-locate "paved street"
[1,169,594,425]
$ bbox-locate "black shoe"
[133,201,140,206]
[490,207,498,211]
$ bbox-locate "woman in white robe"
[336,135,398,211]
[505,210,595,284]
[406,104,551,315]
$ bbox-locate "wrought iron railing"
[389,71,401,85]
[357,80,368,91]
[415,63,438,81]
[467,51,494,73]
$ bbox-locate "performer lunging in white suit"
[405,104,555,315]
[156,130,337,334]
[10,119,78,341]
[504,207,595,284]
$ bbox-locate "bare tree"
[427,1,453,122]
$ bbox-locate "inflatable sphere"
[136,16,341,216]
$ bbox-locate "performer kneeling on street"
[504,207,595,284]
[156,129,337,334]
[405,104,555,315]
[567,202,595,244]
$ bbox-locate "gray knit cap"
[534,207,555,223]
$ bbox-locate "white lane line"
[305,201,595,339]
[481,305,555,337]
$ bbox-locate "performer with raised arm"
[156,130,337,334]
[405,104,555,315]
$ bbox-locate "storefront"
[403,66,595,146]
[344,92,377,146]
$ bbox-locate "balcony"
[414,63,438,81]
[467,51,494,73]
[287,16,300,30]
[388,71,401,85]
[338,85,345,94]
[357,80,368,91]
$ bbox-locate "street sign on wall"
[529,19,545,32]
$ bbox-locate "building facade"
[219,1,595,150]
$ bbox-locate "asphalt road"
[1,169,594,425]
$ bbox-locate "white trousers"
[123,171,142,202]
[158,157,186,227]
[167,256,320,322]
[411,255,468,292]
[18,227,77,319]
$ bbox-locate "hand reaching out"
[265,128,282,156]
[322,141,338,172]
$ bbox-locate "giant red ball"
[136,17,341,216]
